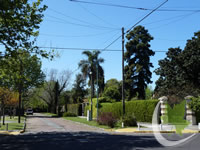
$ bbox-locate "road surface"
[0,113,199,150]
[26,113,105,133]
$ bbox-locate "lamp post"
[96,62,99,120]
[89,71,93,120]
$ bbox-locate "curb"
[114,129,200,134]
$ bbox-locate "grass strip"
[63,117,120,129]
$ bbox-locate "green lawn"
[42,112,58,117]
[5,116,25,122]
[63,117,122,129]
[0,116,25,131]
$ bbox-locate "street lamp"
[96,63,99,120]
[89,71,93,120]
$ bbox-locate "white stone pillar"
[185,96,196,125]
[158,96,168,124]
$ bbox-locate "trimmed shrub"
[99,100,159,123]
[98,97,113,103]
[123,113,137,127]
[84,98,98,118]
[100,102,122,119]
[97,112,117,128]
[84,105,89,116]
[67,104,82,116]
[63,112,77,117]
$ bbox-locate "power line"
[45,14,119,30]
[142,11,200,26]
[148,11,199,30]
[69,0,200,12]
[37,46,168,53]
[39,29,118,38]
[38,46,121,51]
[77,3,118,27]
[48,7,118,29]
[102,0,168,50]
[126,0,168,33]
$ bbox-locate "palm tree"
[78,50,104,98]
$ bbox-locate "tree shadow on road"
[0,131,163,150]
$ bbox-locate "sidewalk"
[115,122,200,133]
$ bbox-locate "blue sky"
[37,0,200,89]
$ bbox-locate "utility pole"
[122,27,125,127]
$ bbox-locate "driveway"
[26,113,105,133]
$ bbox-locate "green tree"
[71,73,87,103]
[37,81,56,113]
[155,31,200,100]
[154,47,183,98]
[0,0,50,57]
[79,50,104,98]
[181,31,200,88]
[37,69,71,114]
[124,25,155,100]
[145,85,153,100]
[0,50,45,91]
[0,50,45,122]
[103,79,121,102]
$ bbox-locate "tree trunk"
[2,107,5,125]
[91,77,95,98]
[0,108,1,127]
[18,87,22,123]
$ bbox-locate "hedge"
[84,99,159,123]
[84,98,98,118]
[67,104,82,116]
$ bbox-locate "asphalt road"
[26,113,105,133]
[0,113,200,150]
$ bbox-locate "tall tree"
[0,50,45,122]
[155,31,200,100]
[71,73,87,103]
[37,69,71,114]
[154,47,183,97]
[79,50,104,98]
[124,25,155,100]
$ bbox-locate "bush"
[98,97,113,103]
[100,102,122,119]
[123,113,137,127]
[188,97,200,123]
[84,105,89,116]
[67,104,82,116]
[103,86,121,102]
[97,112,117,128]
[84,98,98,118]
[99,100,159,123]
[63,112,77,117]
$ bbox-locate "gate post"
[185,96,196,125]
[158,96,168,124]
